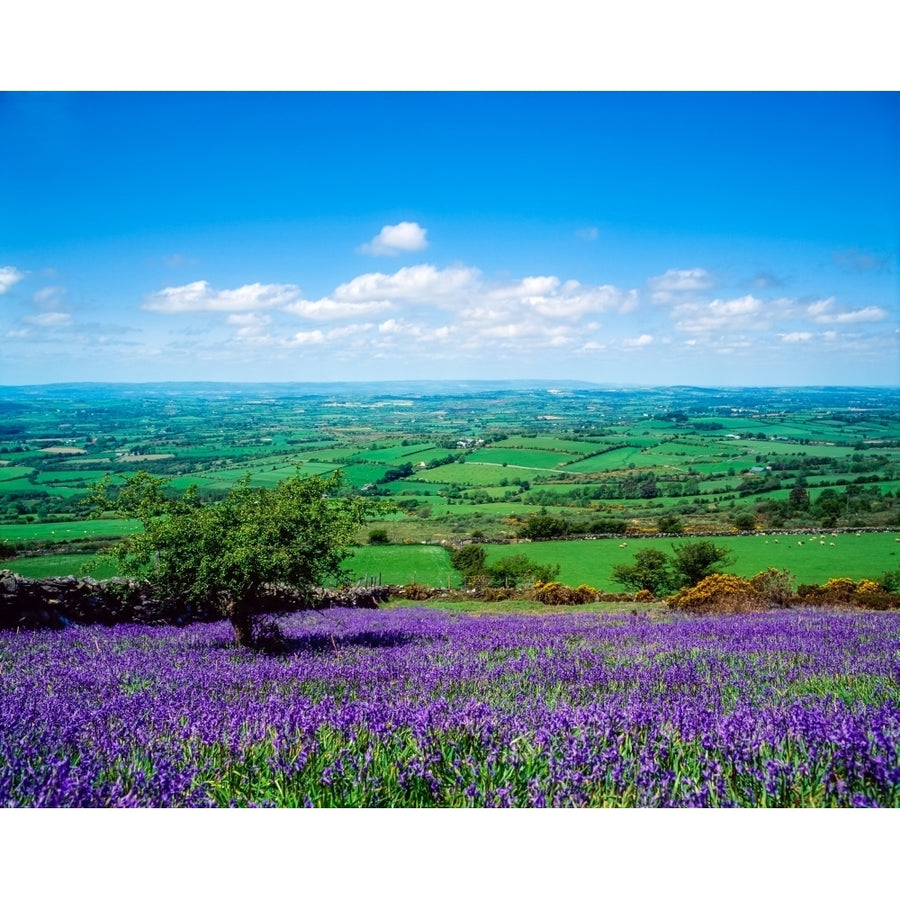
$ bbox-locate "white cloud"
[622,334,654,348]
[674,295,767,334]
[648,267,714,294]
[576,227,598,241]
[488,276,561,301]
[145,280,301,313]
[780,331,812,343]
[329,264,478,306]
[291,330,326,345]
[285,298,396,321]
[0,266,26,294]
[24,312,71,327]
[807,297,886,324]
[525,284,635,319]
[359,221,429,256]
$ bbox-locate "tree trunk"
[226,599,255,648]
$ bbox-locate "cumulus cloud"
[807,297,887,324]
[328,264,478,306]
[780,331,812,343]
[0,266,26,294]
[647,267,714,301]
[285,298,396,321]
[523,284,636,319]
[145,280,301,313]
[358,222,428,256]
[622,334,654,348]
[674,295,767,334]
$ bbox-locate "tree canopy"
[86,469,382,647]
[612,540,735,596]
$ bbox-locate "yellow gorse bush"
[668,573,758,611]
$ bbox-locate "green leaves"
[85,468,386,645]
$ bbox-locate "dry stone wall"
[0,570,390,632]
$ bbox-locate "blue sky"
[1,92,897,386]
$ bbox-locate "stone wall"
[0,570,391,632]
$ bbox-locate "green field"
[6,531,899,591]
[347,544,455,587]
[1,383,898,561]
[350,531,900,592]
[0,518,142,544]
[2,553,118,579]
[485,532,900,592]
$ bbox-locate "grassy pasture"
[371,479,445,495]
[467,447,574,469]
[346,443,438,464]
[483,533,900,592]
[32,469,113,484]
[489,436,603,454]
[2,553,118,579]
[347,544,454,587]
[563,448,647,473]
[9,531,899,589]
[0,476,39,494]
[412,463,546,486]
[0,466,35,482]
[0,518,142,544]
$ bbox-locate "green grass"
[346,443,440,464]
[489,436,603,455]
[412,463,550,486]
[2,553,118,578]
[483,532,900,592]
[6,526,898,591]
[467,447,574,469]
[346,544,456,587]
[0,518,142,543]
[0,465,35,481]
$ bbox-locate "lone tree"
[670,540,734,588]
[611,548,674,595]
[85,469,381,647]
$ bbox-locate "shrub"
[656,515,683,534]
[518,515,569,540]
[749,568,794,606]
[877,569,900,592]
[667,573,761,613]
[532,581,599,606]
[449,544,487,583]
[796,577,900,610]
[487,554,560,588]
[671,541,734,588]
[401,582,433,601]
[368,529,390,545]
[612,548,675,595]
